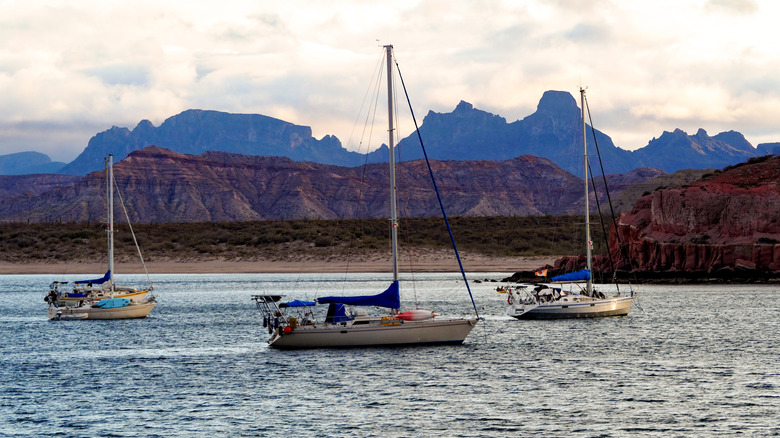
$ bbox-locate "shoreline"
[5,259,777,284]
[0,255,555,275]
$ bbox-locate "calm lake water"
[0,273,777,437]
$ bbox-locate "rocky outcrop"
[519,155,780,282]
[0,174,81,200]
[603,168,713,214]
[610,155,780,276]
[0,146,663,224]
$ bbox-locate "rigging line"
[584,96,633,275]
[586,159,618,288]
[343,50,386,282]
[387,52,420,308]
[394,59,480,318]
[396,177,421,308]
[113,176,153,291]
[347,50,387,156]
[585,96,636,283]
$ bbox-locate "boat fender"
[507,294,513,305]
[283,326,292,334]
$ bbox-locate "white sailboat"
[252,45,479,349]
[504,88,636,319]
[46,155,156,320]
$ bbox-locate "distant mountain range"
[0,152,67,175]
[2,90,777,176]
[0,146,662,223]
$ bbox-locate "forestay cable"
[393,58,480,318]
[113,177,153,291]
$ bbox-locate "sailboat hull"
[508,296,634,320]
[505,88,637,321]
[268,318,478,349]
[46,155,156,320]
[253,47,480,350]
[48,302,156,320]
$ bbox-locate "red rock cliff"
[610,155,780,274]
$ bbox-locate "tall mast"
[107,155,115,292]
[385,45,398,283]
[580,87,592,295]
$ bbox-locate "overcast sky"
[1,0,778,162]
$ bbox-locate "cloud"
[705,0,759,14]
[82,64,150,87]
[1,0,780,163]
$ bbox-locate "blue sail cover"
[327,303,352,323]
[317,281,401,309]
[74,270,111,285]
[94,298,130,308]
[280,300,316,308]
[551,269,591,283]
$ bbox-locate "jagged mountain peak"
[453,100,474,112]
[135,119,155,130]
[535,90,579,116]
[634,127,760,173]
[713,130,754,153]
[425,100,506,124]
[57,109,361,175]
[6,90,775,177]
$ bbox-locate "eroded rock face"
[4,147,646,223]
[609,155,780,274]
[536,156,780,281]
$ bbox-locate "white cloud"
[1,0,780,162]
[705,0,759,14]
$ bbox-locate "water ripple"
[0,274,777,436]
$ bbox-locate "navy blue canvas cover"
[75,271,111,285]
[317,281,401,309]
[280,300,316,308]
[551,269,591,283]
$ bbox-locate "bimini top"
[75,270,111,285]
[317,281,401,309]
[551,269,591,283]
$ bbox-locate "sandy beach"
[0,253,555,275]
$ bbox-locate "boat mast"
[580,87,592,295]
[107,155,115,292]
[385,45,398,283]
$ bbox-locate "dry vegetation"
[0,216,608,264]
